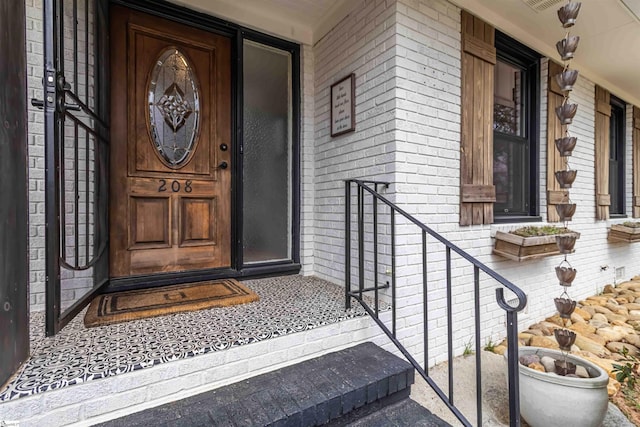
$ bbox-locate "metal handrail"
[344,179,526,427]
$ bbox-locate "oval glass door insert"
[148,47,200,168]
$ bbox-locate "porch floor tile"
[0,276,379,403]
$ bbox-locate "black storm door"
[40,0,110,335]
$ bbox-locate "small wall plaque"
[330,73,355,137]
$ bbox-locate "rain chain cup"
[517,3,610,427]
[552,0,581,374]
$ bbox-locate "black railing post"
[422,230,428,372]
[497,287,523,427]
[506,309,521,427]
[391,210,396,337]
[345,181,351,309]
[373,190,379,316]
[474,266,482,427]
[357,184,364,299]
[446,247,453,406]
[74,122,80,266]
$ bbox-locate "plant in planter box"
[512,225,572,237]
[493,225,579,262]
[608,221,640,243]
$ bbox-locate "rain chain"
[552,1,582,376]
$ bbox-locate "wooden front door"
[110,6,231,277]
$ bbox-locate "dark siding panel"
[0,0,30,387]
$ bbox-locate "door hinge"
[55,74,82,113]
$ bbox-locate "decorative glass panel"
[148,48,200,167]
[242,41,292,264]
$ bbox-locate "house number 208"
[158,179,193,193]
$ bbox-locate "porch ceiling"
[451,0,640,106]
[169,0,355,45]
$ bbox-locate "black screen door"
[41,0,110,335]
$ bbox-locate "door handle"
[217,161,228,170]
[31,98,45,110]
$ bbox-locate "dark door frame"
[0,0,29,385]
[105,0,301,293]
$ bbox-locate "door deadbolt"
[220,143,228,151]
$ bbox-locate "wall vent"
[522,0,564,12]
[616,266,626,281]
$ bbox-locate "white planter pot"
[514,347,609,427]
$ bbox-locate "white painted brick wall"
[540,58,550,219]
[300,44,315,275]
[625,102,634,217]
[392,0,464,363]
[311,0,640,363]
[26,0,46,312]
[313,0,398,283]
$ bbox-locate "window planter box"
[608,224,640,243]
[492,230,580,262]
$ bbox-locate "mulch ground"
[612,383,640,426]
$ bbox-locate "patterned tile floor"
[0,276,382,403]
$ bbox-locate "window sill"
[493,215,542,225]
[608,214,628,222]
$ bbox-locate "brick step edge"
[96,342,415,427]
[338,398,452,427]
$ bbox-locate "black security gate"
[37,0,110,335]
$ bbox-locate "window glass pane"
[610,105,622,161]
[609,159,619,213]
[609,102,625,215]
[494,60,524,136]
[243,41,292,264]
[494,135,527,214]
[493,32,539,219]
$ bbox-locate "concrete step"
[341,399,451,427]
[95,342,447,426]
